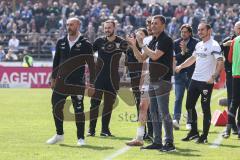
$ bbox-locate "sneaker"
[222,125,231,139]
[173,120,180,130]
[126,139,144,146]
[140,143,162,150]
[87,131,95,137]
[160,142,176,152]
[77,138,85,146]
[182,131,199,141]
[195,135,208,144]
[100,130,114,137]
[46,134,64,145]
[186,123,192,130]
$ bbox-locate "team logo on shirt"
[76,43,81,48]
[203,90,208,95]
[196,53,207,58]
[104,42,116,53]
[77,95,83,100]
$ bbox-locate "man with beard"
[172,24,199,130]
[87,20,128,137]
[46,17,95,146]
[176,23,224,143]
[127,15,175,152]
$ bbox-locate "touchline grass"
[0,88,239,160]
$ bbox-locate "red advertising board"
[0,66,52,88]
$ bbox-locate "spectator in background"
[47,1,61,16]
[0,45,6,61]
[42,36,55,53]
[8,34,19,52]
[21,6,32,23]
[149,3,162,16]
[71,2,81,16]
[33,2,47,33]
[84,22,96,43]
[4,48,18,61]
[46,13,58,33]
[174,3,184,21]
[167,17,179,40]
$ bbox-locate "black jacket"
[52,35,95,86]
[174,36,199,77]
[221,35,236,72]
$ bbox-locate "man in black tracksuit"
[46,18,95,146]
[88,20,127,136]
[221,34,238,134]
[221,21,240,136]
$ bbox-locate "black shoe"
[232,128,238,135]
[140,143,162,150]
[182,131,199,141]
[222,125,231,139]
[100,130,114,137]
[160,142,176,152]
[87,131,95,137]
[195,135,208,144]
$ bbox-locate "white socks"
[136,126,145,141]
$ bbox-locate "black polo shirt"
[148,31,173,82]
[221,35,236,72]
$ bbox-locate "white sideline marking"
[209,90,225,148]
[104,89,226,160]
[104,146,131,160]
[209,130,225,148]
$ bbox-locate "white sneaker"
[173,120,180,130]
[46,134,64,145]
[186,124,192,130]
[77,138,85,146]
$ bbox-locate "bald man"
[46,17,95,146]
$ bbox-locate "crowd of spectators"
[0,0,240,61]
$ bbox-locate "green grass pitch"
[0,88,239,160]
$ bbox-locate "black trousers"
[89,89,117,133]
[51,91,85,139]
[226,70,238,130]
[228,78,240,126]
[186,79,214,137]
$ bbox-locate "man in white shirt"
[176,23,224,143]
[8,35,20,52]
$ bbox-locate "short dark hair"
[104,19,116,27]
[180,24,193,35]
[136,28,148,37]
[152,15,166,24]
[200,22,211,30]
[146,16,152,25]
